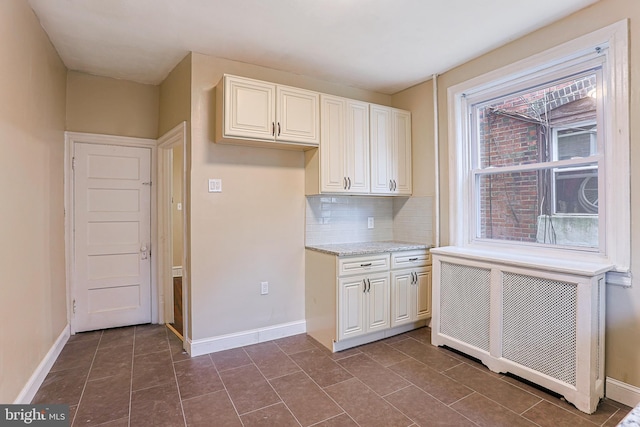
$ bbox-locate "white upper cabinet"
[216,74,319,149]
[370,104,412,195]
[319,95,370,193]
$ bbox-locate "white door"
[366,273,390,332]
[73,143,152,332]
[370,105,393,194]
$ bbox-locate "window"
[447,20,630,277]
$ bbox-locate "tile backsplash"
[305,195,433,246]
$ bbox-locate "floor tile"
[240,402,300,426]
[289,348,353,388]
[274,333,319,355]
[134,326,169,355]
[337,353,409,396]
[99,327,135,349]
[522,400,599,426]
[384,385,477,427]
[244,341,300,379]
[358,340,410,367]
[33,324,629,427]
[50,341,97,373]
[451,393,538,427]
[131,349,175,391]
[405,327,431,344]
[130,381,185,427]
[501,374,619,424]
[269,371,343,426]
[325,378,412,427]
[169,333,190,363]
[310,413,359,427]
[174,355,224,400]
[68,330,102,344]
[210,347,252,372]
[389,358,473,405]
[391,338,462,372]
[88,343,133,381]
[219,364,281,414]
[182,390,242,427]
[31,368,87,405]
[73,374,130,426]
[443,363,541,414]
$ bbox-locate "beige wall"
[428,0,640,388]
[188,53,390,340]
[0,0,67,402]
[66,71,159,139]
[159,53,192,137]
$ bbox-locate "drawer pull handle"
[409,257,418,261]
[360,263,372,267]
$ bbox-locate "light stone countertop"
[305,241,431,256]
[618,403,640,426]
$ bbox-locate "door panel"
[74,143,152,332]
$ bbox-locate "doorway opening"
[158,122,188,343]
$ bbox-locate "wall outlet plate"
[261,281,268,295]
[368,217,374,229]
[208,179,222,193]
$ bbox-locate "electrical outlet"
[208,178,222,193]
[368,217,374,229]
[261,281,269,295]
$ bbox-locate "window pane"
[477,167,598,248]
[476,73,598,169]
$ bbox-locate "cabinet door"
[320,95,347,192]
[415,267,432,319]
[366,274,390,332]
[277,86,320,145]
[393,109,412,195]
[338,277,366,340]
[370,105,393,194]
[345,100,370,193]
[391,270,412,327]
[224,76,275,141]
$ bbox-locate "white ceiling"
[28,0,598,94]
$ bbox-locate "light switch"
[208,179,222,193]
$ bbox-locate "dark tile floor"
[32,325,631,427]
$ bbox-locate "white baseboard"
[186,320,306,357]
[606,377,640,408]
[14,324,70,404]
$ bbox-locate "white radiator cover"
[431,246,609,414]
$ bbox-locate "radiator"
[431,247,607,414]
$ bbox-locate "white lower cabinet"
[391,267,431,327]
[339,272,389,340]
[305,248,431,352]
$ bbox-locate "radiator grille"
[440,262,491,351]
[502,272,577,386]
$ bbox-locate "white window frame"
[551,120,598,215]
[447,20,629,280]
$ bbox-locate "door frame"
[157,122,189,344]
[64,132,158,334]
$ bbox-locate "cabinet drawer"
[339,254,390,276]
[391,250,430,269]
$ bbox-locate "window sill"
[430,245,614,278]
